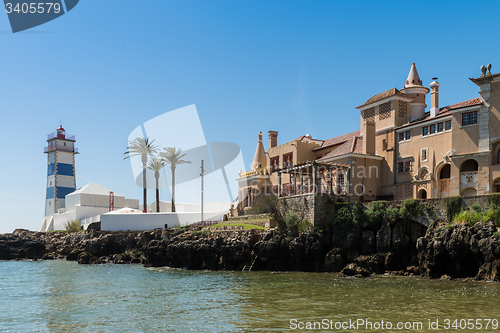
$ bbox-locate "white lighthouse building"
[44,125,78,216]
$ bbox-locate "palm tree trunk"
[171,165,176,212]
[155,173,160,212]
[142,155,147,213]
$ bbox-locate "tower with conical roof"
[401,63,430,121]
[251,131,268,170]
[236,131,270,211]
[44,125,78,216]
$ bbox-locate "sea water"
[1,260,500,332]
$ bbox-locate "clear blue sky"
[1,0,499,233]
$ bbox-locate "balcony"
[47,132,76,141]
[44,145,78,153]
[460,171,478,188]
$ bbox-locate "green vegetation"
[425,205,433,214]
[445,196,462,222]
[331,206,356,236]
[494,231,500,238]
[400,199,422,219]
[206,223,266,230]
[330,198,424,236]
[65,220,81,233]
[487,193,500,208]
[444,224,454,231]
[247,195,309,235]
[452,205,500,226]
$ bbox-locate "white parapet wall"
[100,210,227,231]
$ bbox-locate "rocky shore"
[1,221,499,281]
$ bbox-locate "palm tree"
[124,137,158,213]
[147,156,165,213]
[160,147,191,212]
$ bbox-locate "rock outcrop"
[417,222,500,281]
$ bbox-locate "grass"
[65,220,82,233]
[205,222,266,230]
[453,206,500,226]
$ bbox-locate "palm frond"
[160,147,192,166]
[147,156,166,171]
[124,137,159,160]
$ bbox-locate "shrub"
[352,203,366,224]
[400,199,422,219]
[425,205,433,213]
[65,220,81,233]
[484,207,500,226]
[487,193,500,208]
[366,201,387,225]
[331,206,355,236]
[471,204,482,212]
[494,231,500,238]
[445,196,462,222]
[453,209,483,226]
[298,219,313,233]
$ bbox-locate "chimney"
[268,131,278,148]
[430,78,440,118]
[362,122,375,155]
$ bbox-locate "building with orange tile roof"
[237,63,500,212]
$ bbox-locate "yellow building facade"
[237,63,500,210]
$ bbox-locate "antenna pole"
[200,160,204,224]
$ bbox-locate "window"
[445,120,452,130]
[422,126,429,136]
[438,123,444,132]
[397,160,412,174]
[421,148,428,162]
[382,139,387,151]
[430,124,436,134]
[498,150,500,164]
[462,111,478,125]
[399,130,411,142]
[270,157,279,172]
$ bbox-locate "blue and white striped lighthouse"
[44,125,78,216]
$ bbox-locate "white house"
[40,183,139,232]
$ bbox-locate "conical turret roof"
[404,63,423,88]
[251,131,267,170]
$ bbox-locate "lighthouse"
[44,125,78,217]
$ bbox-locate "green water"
[1,261,500,332]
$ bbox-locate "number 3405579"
[5,3,61,14]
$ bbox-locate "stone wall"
[281,193,347,226]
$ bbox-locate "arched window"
[440,164,451,179]
[497,150,500,164]
[460,159,478,172]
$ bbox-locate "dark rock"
[361,231,374,254]
[323,248,345,272]
[341,263,371,277]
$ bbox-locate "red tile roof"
[317,135,363,161]
[397,97,482,129]
[294,135,324,145]
[439,97,482,113]
[314,130,360,150]
[357,88,409,108]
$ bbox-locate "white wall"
[101,210,227,231]
[148,201,231,213]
